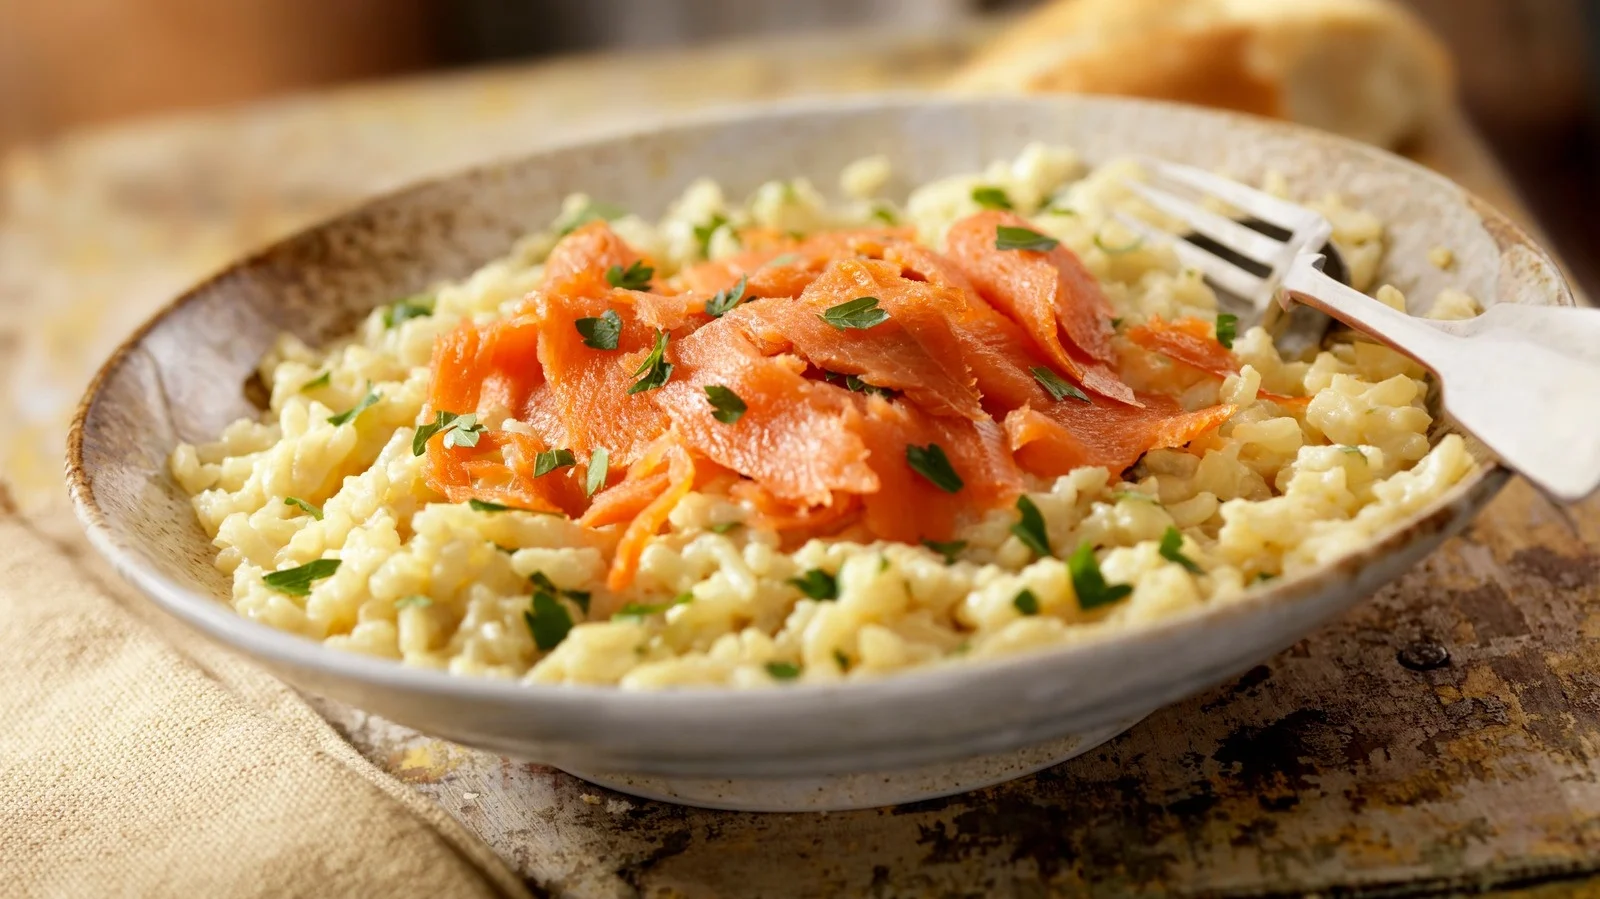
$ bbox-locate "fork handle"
[1279,257,1457,363]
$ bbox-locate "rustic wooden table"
[6,24,1599,898]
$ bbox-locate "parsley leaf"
[822,370,896,398]
[765,661,802,680]
[922,539,967,564]
[556,199,626,235]
[833,649,851,670]
[1254,571,1278,584]
[1112,489,1157,503]
[971,185,1014,210]
[327,386,380,427]
[524,591,574,651]
[694,213,729,258]
[1159,526,1203,574]
[614,594,692,619]
[1010,495,1051,557]
[1030,366,1091,403]
[995,225,1059,252]
[300,371,331,392]
[534,448,576,477]
[412,410,484,456]
[283,497,323,520]
[262,559,340,596]
[704,276,747,318]
[1216,313,1238,349]
[395,595,433,610]
[575,308,622,350]
[1013,589,1040,616]
[709,521,741,534]
[906,443,963,494]
[870,204,898,225]
[1068,543,1133,610]
[1093,232,1144,255]
[383,295,435,328]
[789,569,839,601]
[606,260,654,291]
[585,447,609,497]
[531,571,591,614]
[468,498,514,513]
[819,296,888,331]
[627,330,673,394]
[704,385,747,424]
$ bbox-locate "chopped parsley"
[789,568,839,601]
[585,447,609,497]
[1112,489,1156,503]
[819,296,889,330]
[833,649,851,670]
[709,521,741,534]
[704,385,747,424]
[299,371,331,392]
[704,276,747,318]
[922,539,967,564]
[533,448,576,477]
[995,225,1059,252]
[412,411,484,456]
[1013,589,1040,616]
[283,497,323,520]
[383,295,435,328]
[694,213,730,258]
[1093,232,1144,255]
[524,591,574,651]
[327,386,380,427]
[971,186,1014,210]
[575,308,622,350]
[822,370,896,398]
[1340,445,1367,460]
[1067,543,1133,610]
[765,661,803,680]
[1010,496,1051,557]
[627,330,673,394]
[395,595,433,610]
[531,571,591,614]
[1030,366,1090,403]
[905,443,963,494]
[1254,571,1278,584]
[606,260,654,291]
[1158,526,1203,575]
[468,498,514,513]
[556,199,626,235]
[262,559,340,596]
[1216,313,1238,349]
[870,204,899,225]
[615,594,692,619]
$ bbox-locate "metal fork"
[1114,158,1600,504]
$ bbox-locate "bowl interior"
[67,94,1563,774]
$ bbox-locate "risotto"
[170,146,1482,688]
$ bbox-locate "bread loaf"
[950,0,1454,148]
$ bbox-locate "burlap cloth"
[0,492,533,898]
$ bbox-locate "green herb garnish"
[327,386,380,427]
[1216,313,1238,349]
[704,275,747,318]
[765,661,802,680]
[585,447,609,497]
[283,497,323,520]
[1254,571,1278,584]
[383,295,435,328]
[870,204,898,225]
[468,498,513,513]
[1067,544,1133,610]
[1340,445,1366,460]
[556,199,626,235]
[1010,496,1050,557]
[627,330,673,394]
[395,595,433,610]
[524,592,574,651]
[1030,366,1090,403]
[300,371,332,392]
[789,568,839,601]
[819,296,888,331]
[1093,232,1144,255]
[533,448,576,477]
[1013,589,1040,616]
[709,521,741,534]
[412,411,484,456]
[1158,526,1203,575]
[704,385,747,424]
[262,559,341,596]
[905,443,963,494]
[615,594,693,619]
[606,260,654,291]
[971,186,1014,210]
[531,571,591,614]
[575,308,622,350]
[821,370,896,398]
[834,649,851,670]
[694,213,730,258]
[1112,489,1156,503]
[922,539,967,564]
[995,225,1059,252]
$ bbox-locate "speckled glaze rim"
[66,93,1543,756]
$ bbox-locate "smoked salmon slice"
[945,211,1137,406]
[543,221,650,294]
[1127,316,1308,405]
[1005,395,1236,479]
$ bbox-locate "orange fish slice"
[543,221,651,294]
[1005,394,1236,479]
[1127,316,1308,405]
[606,438,696,590]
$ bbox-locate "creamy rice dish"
[171,146,1483,688]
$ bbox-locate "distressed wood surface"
[6,22,1599,898]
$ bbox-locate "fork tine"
[1140,158,1323,233]
[1111,212,1266,303]
[1124,181,1286,266]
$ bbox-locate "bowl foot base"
[562,716,1144,812]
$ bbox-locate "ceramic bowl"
[69,94,1559,812]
